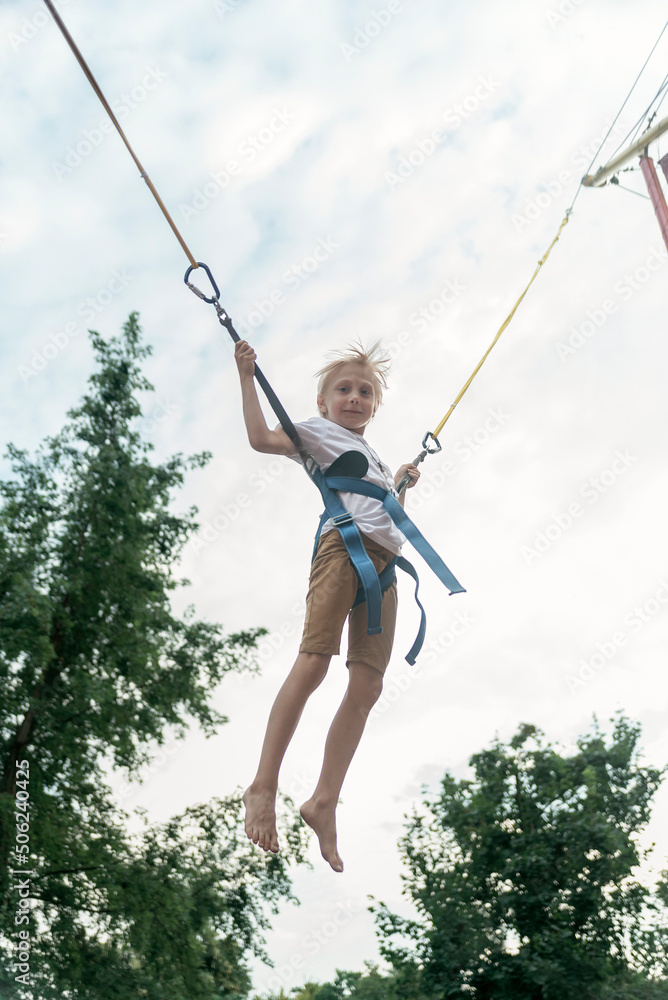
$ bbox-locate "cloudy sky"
[3,0,668,990]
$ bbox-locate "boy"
[235,338,419,873]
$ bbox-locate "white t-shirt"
[286,416,405,555]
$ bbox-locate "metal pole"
[582,115,668,187]
[660,153,668,186]
[639,156,668,252]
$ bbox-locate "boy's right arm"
[235,341,295,455]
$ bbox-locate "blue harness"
[180,262,464,663]
[304,454,465,665]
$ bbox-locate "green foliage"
[372,716,668,1000]
[274,962,403,999]
[0,315,309,998]
[251,719,668,1000]
[321,963,405,998]
[13,792,307,1000]
[599,971,668,999]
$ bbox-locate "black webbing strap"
[184,261,305,455]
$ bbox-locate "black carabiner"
[422,431,442,454]
[396,431,442,495]
[184,261,221,304]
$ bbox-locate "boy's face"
[317,362,378,435]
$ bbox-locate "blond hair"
[315,341,391,407]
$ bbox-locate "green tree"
[315,962,403,998]
[373,716,668,1000]
[252,962,411,999]
[0,315,308,998]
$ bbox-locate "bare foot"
[243,786,279,853]
[300,797,344,873]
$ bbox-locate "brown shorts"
[299,529,398,674]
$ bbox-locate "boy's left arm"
[394,464,420,508]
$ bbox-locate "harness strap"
[324,476,465,596]
[308,468,465,663]
[309,468,384,635]
[351,556,427,665]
